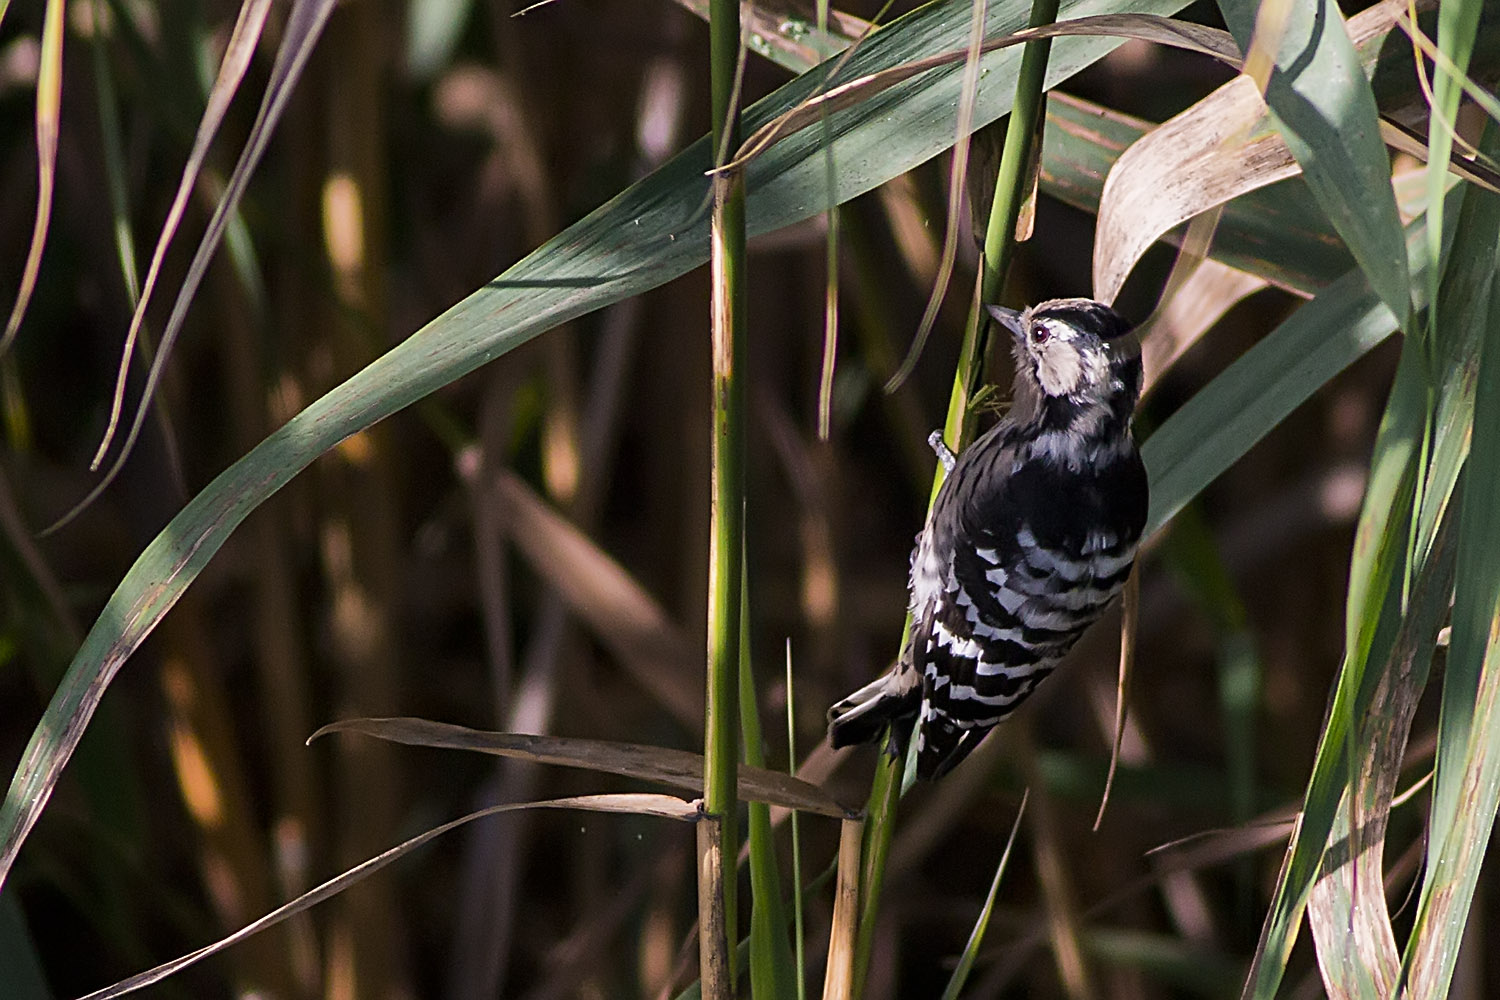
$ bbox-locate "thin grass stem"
[701,0,748,990]
[849,2,1060,994]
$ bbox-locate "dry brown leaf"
[1092,0,1497,309]
[1138,260,1270,398]
[310,716,854,818]
[1093,75,1295,306]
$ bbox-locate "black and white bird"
[828,298,1149,780]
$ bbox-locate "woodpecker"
[828,298,1148,780]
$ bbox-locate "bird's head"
[986,298,1142,430]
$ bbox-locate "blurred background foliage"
[0,0,1496,998]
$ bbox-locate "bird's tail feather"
[916,717,985,780]
[827,667,921,750]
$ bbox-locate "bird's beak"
[986,304,1025,339]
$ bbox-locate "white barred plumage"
[827,298,1149,779]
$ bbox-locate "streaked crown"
[987,298,1140,406]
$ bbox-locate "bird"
[827,298,1148,780]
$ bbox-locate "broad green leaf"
[1142,262,1401,536]
[1217,0,1411,329]
[0,0,1195,888]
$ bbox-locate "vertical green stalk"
[850,3,1059,994]
[979,0,1057,305]
[740,565,797,997]
[701,0,746,990]
[786,644,808,1000]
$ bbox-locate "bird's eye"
[1030,324,1051,345]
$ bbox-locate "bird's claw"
[928,431,956,473]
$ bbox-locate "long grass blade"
[1403,118,1500,1000]
[309,717,851,818]
[1143,262,1403,537]
[740,564,798,998]
[80,794,699,1000]
[47,0,336,534]
[1236,186,1464,999]
[1419,0,1482,353]
[1404,312,1500,999]
[787,642,808,1000]
[89,0,273,468]
[0,0,63,358]
[1306,505,1459,997]
[939,791,1028,1000]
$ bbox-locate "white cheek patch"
[1033,343,1082,396]
[1033,339,1111,399]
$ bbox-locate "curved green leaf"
[1142,264,1401,537]
[1217,0,1411,329]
